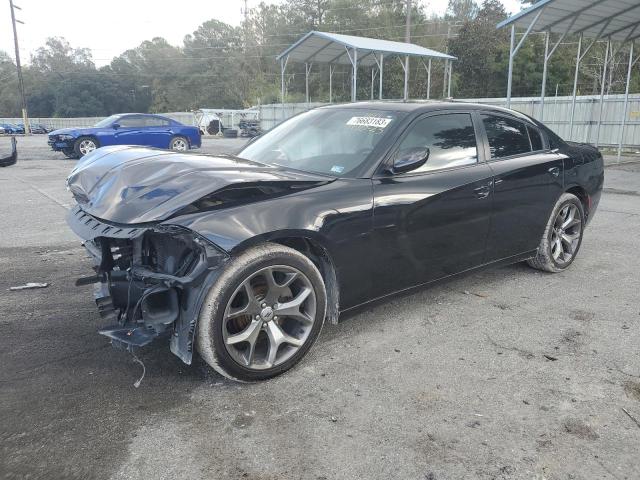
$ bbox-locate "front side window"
[395,113,478,173]
[94,115,120,128]
[482,114,532,159]
[239,108,403,177]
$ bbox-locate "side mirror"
[112,123,120,130]
[391,147,429,174]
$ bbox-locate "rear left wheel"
[196,243,326,382]
[169,136,189,151]
[527,193,585,273]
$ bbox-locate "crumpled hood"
[50,127,96,137]
[66,145,330,224]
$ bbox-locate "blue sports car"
[48,113,201,158]
[0,123,25,135]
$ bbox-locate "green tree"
[448,0,509,97]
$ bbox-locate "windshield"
[94,115,121,128]
[239,108,402,177]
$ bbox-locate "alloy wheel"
[222,265,317,370]
[78,139,97,156]
[171,138,188,151]
[550,203,582,264]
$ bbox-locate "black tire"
[527,193,585,273]
[196,243,327,382]
[169,136,189,151]
[73,136,99,157]
[62,147,78,159]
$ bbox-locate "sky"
[1,0,523,67]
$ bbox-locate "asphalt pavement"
[1,135,639,480]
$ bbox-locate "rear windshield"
[239,108,403,177]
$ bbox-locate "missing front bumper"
[69,207,228,363]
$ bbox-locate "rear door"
[371,111,494,297]
[143,116,173,148]
[479,112,564,261]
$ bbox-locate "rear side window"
[396,113,477,173]
[145,117,170,127]
[528,126,543,151]
[481,114,531,159]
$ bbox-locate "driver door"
[370,111,494,297]
[112,115,147,146]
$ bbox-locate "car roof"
[117,112,169,117]
[319,101,534,122]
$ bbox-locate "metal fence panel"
[0,112,197,131]
[258,103,329,130]
[4,95,638,149]
[460,94,640,148]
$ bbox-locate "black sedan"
[65,102,603,381]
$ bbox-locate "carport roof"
[497,0,640,42]
[276,30,456,67]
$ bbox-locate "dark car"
[0,123,24,135]
[65,102,603,382]
[49,113,201,159]
[0,136,17,167]
[17,122,49,134]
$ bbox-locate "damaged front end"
[68,205,228,364]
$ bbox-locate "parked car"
[65,102,603,382]
[0,126,5,135]
[48,113,201,158]
[0,123,24,134]
[17,122,49,134]
[0,136,17,167]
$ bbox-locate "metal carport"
[276,31,457,103]
[497,0,640,160]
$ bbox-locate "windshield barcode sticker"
[346,117,392,128]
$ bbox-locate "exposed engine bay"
[69,205,228,364]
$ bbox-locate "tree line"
[0,0,637,118]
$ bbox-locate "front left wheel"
[196,243,327,382]
[74,136,99,157]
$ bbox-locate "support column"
[447,61,452,98]
[403,55,409,101]
[351,48,358,102]
[505,8,545,109]
[618,42,635,162]
[379,54,384,100]
[540,31,550,120]
[280,57,286,105]
[595,39,610,147]
[305,62,312,104]
[507,25,515,107]
[427,58,431,99]
[569,33,583,139]
[371,68,375,100]
[329,64,335,103]
[442,60,448,98]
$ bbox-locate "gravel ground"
[1,135,639,480]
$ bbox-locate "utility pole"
[9,0,29,135]
[404,0,411,101]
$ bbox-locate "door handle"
[548,166,560,177]
[474,182,492,199]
